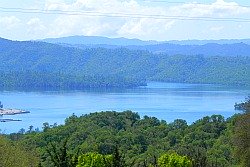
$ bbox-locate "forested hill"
[0,38,146,89]
[67,42,250,57]
[0,38,250,89]
[127,43,250,56]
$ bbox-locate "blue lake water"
[0,82,249,133]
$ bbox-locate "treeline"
[0,72,145,90]
[0,38,250,89]
[0,98,249,167]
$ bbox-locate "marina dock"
[0,101,30,122]
[0,109,30,116]
[0,118,22,122]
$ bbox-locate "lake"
[0,82,249,133]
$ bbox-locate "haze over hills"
[40,36,250,57]
[41,35,159,46]
[41,35,250,45]
[167,39,250,45]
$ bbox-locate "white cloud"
[42,0,177,39]
[169,0,250,17]
[117,19,175,39]
[27,18,45,28]
[27,18,47,38]
[39,0,250,40]
[212,0,249,15]
[210,26,224,32]
[0,16,21,30]
[2,0,250,40]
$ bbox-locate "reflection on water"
[0,82,249,133]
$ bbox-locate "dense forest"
[0,38,250,89]
[0,98,249,167]
[70,42,250,57]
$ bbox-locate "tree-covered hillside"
[127,43,250,56]
[0,38,250,89]
[60,41,250,57]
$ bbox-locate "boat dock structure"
[0,108,30,116]
[0,118,21,122]
[0,101,30,122]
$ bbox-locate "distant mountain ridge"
[41,35,250,45]
[41,35,159,46]
[165,39,250,45]
[39,36,250,57]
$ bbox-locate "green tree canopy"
[77,153,113,167]
[157,153,192,167]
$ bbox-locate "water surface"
[0,82,249,133]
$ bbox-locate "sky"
[0,0,250,41]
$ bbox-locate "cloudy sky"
[0,0,250,41]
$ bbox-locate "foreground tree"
[233,98,250,167]
[157,153,192,167]
[77,153,113,167]
[45,139,78,167]
[0,135,39,167]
